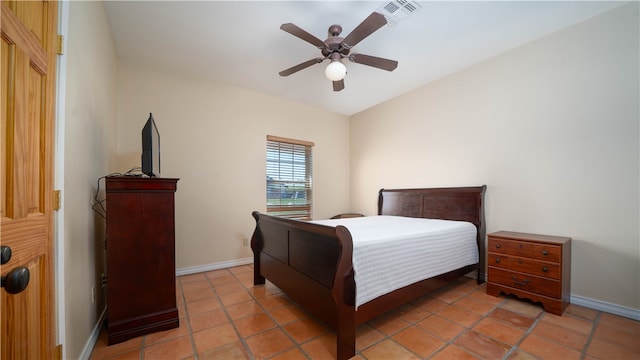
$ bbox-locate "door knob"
[1,245,11,265]
[2,266,30,294]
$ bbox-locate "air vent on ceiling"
[376,0,422,26]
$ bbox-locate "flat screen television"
[141,113,160,177]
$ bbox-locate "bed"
[250,185,486,360]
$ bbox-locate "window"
[266,135,313,220]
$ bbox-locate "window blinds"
[266,135,313,220]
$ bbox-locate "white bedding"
[311,215,478,308]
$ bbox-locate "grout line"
[581,310,601,358]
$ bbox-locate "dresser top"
[488,231,571,244]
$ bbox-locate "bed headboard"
[378,186,487,229]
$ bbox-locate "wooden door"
[1,0,58,358]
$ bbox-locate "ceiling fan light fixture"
[325,60,347,81]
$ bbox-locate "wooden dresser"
[105,176,179,344]
[486,231,571,315]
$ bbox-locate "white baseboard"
[571,294,640,321]
[79,306,107,360]
[176,257,253,276]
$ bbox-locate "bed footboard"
[250,212,356,358]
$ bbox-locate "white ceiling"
[104,1,626,116]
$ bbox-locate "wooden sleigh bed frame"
[251,185,487,360]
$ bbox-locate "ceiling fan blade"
[350,53,398,71]
[333,79,345,92]
[280,23,326,48]
[279,58,324,77]
[342,12,387,49]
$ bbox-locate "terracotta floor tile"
[219,290,253,306]
[269,304,308,325]
[507,349,539,360]
[90,335,143,360]
[181,279,211,292]
[531,319,588,351]
[565,304,599,321]
[208,274,238,287]
[436,304,483,328]
[255,292,293,309]
[454,296,497,316]
[368,311,411,335]
[487,308,535,331]
[519,333,582,360]
[144,321,189,346]
[431,344,480,360]
[214,282,246,295]
[268,347,308,360]
[225,299,265,320]
[98,349,140,360]
[540,312,594,335]
[417,314,465,341]
[283,317,329,344]
[300,333,337,360]
[233,312,277,338]
[598,312,640,335]
[180,273,207,283]
[186,297,222,315]
[468,288,505,305]
[192,323,239,354]
[393,302,432,323]
[498,297,545,318]
[90,267,640,360]
[250,282,282,299]
[183,287,216,303]
[361,339,420,359]
[392,325,445,358]
[189,308,229,333]
[245,328,296,360]
[587,337,640,359]
[472,317,525,346]
[355,324,385,350]
[143,335,194,359]
[593,322,640,353]
[454,330,510,359]
[198,341,250,360]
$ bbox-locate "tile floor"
[90,265,640,360]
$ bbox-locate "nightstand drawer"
[488,253,509,269]
[532,244,561,262]
[508,257,560,279]
[488,238,533,257]
[488,268,561,298]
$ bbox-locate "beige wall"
[63,1,118,358]
[115,62,351,269]
[350,4,639,311]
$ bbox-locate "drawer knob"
[519,244,523,249]
[542,266,548,272]
[542,250,549,256]
[518,260,523,264]
[495,258,501,263]
[495,244,501,249]
[511,276,530,287]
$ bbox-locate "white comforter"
[311,215,478,308]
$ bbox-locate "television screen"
[141,113,160,177]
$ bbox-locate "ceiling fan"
[279,12,398,92]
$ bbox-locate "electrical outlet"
[91,285,96,304]
[243,238,248,246]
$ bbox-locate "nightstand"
[486,231,571,315]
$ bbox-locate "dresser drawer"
[488,237,533,257]
[508,257,560,279]
[532,244,561,262]
[488,253,509,269]
[488,268,561,298]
